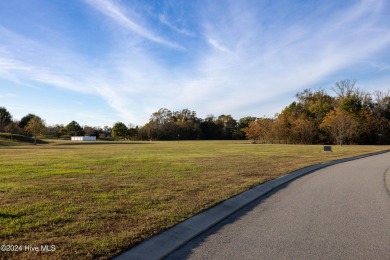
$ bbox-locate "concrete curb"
[114,149,390,260]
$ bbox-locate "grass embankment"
[0,141,388,259]
[0,133,47,146]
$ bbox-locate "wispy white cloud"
[0,92,16,98]
[207,38,230,53]
[159,14,194,37]
[0,57,32,71]
[84,0,183,49]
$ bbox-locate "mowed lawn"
[0,141,388,259]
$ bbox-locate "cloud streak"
[84,0,183,49]
[159,14,194,37]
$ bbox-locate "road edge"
[114,149,390,260]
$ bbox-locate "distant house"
[71,136,96,141]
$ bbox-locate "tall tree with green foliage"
[19,114,37,129]
[112,122,128,139]
[200,115,223,140]
[65,121,84,136]
[0,107,12,132]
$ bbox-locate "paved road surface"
[167,152,390,259]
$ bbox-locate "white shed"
[71,136,96,141]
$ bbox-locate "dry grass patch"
[0,141,388,259]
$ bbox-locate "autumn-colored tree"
[320,108,359,146]
[258,118,274,143]
[25,116,46,145]
[291,118,315,144]
[244,121,261,143]
[272,111,293,144]
[358,109,389,144]
[244,118,274,144]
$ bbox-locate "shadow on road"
[165,181,294,259]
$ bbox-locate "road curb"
[114,149,390,260]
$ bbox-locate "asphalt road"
[166,152,390,260]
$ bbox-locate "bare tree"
[373,89,390,112]
[332,79,357,98]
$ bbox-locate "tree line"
[1,79,389,145]
[246,80,390,145]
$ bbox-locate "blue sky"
[1,0,390,127]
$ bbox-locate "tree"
[200,115,222,140]
[291,118,315,144]
[150,108,173,125]
[65,121,84,136]
[5,122,23,135]
[217,115,237,139]
[235,116,256,140]
[358,109,389,144]
[173,109,201,140]
[339,93,365,114]
[373,90,390,120]
[332,80,374,114]
[332,79,357,99]
[127,125,140,140]
[59,127,68,137]
[143,108,203,140]
[19,114,37,129]
[320,108,359,146]
[239,116,256,129]
[112,122,128,139]
[46,124,64,138]
[244,118,274,143]
[25,116,46,145]
[273,111,292,144]
[244,120,262,143]
[296,89,334,122]
[102,126,112,138]
[0,107,12,132]
[83,126,99,138]
[141,121,159,140]
[172,109,197,123]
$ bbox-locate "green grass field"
[0,140,388,259]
